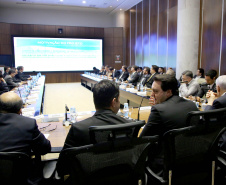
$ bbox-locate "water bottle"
[123,103,129,118]
[70,106,77,123]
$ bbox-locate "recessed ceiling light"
[120,8,123,10]
[82,1,86,3]
[110,6,112,7]
[60,0,63,2]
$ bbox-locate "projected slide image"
[13,37,103,72]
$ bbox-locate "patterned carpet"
[43,83,95,114]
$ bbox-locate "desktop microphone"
[137,96,145,121]
[63,104,71,126]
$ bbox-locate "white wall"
[0,6,117,27]
[113,11,125,28]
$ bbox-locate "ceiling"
[0,0,142,14]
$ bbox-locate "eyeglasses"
[48,125,57,132]
[39,124,57,132]
[39,124,51,130]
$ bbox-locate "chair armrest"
[146,166,167,184]
[43,160,58,179]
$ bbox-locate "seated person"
[15,66,32,81]
[104,65,109,76]
[194,68,205,84]
[3,66,10,78]
[112,68,121,79]
[145,65,159,88]
[0,71,9,95]
[98,66,105,75]
[0,92,51,184]
[127,65,139,85]
[118,65,129,82]
[4,69,20,90]
[179,70,200,97]
[107,67,114,79]
[12,67,22,83]
[158,67,164,74]
[195,69,217,101]
[139,67,151,86]
[93,67,99,74]
[137,67,143,76]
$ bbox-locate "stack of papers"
[137,91,147,96]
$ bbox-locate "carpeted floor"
[43,83,95,114]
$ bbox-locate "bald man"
[0,92,51,155]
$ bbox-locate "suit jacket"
[0,81,9,95]
[197,82,217,98]
[140,74,151,86]
[15,71,30,81]
[179,79,200,97]
[0,113,51,155]
[57,109,130,176]
[118,71,129,82]
[140,95,199,137]
[128,71,139,85]
[4,75,19,90]
[145,73,158,88]
[112,70,121,79]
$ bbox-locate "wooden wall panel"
[136,1,143,67]
[158,0,167,68]
[220,1,226,75]
[168,0,177,69]
[143,0,150,67]
[125,10,130,67]
[130,6,136,66]
[200,0,222,73]
[22,24,34,36]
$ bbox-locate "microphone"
[63,104,71,127]
[137,96,145,121]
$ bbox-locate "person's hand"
[0,78,5,83]
[206,90,217,105]
[149,96,156,106]
[188,95,196,101]
[28,77,32,80]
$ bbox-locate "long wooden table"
[81,74,151,107]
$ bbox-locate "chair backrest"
[59,121,158,185]
[89,120,145,144]
[161,108,226,185]
[0,152,31,185]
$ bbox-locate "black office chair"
[146,108,226,185]
[57,121,159,185]
[0,152,32,185]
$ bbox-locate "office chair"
[146,108,226,185]
[0,152,31,185]
[56,121,159,185]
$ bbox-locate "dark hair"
[122,65,127,71]
[93,80,119,110]
[138,67,143,70]
[152,65,159,73]
[159,67,164,72]
[17,66,23,71]
[132,65,138,71]
[205,69,217,79]
[4,66,10,72]
[109,67,114,71]
[144,67,150,74]
[8,69,16,75]
[128,66,132,71]
[182,70,193,78]
[154,74,179,95]
[0,71,3,78]
[0,97,23,113]
[198,68,205,78]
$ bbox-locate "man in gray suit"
[127,65,139,85]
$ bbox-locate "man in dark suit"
[118,65,129,82]
[140,74,198,137]
[57,80,130,177]
[4,69,21,90]
[112,68,121,79]
[205,75,226,152]
[140,74,198,172]
[139,67,151,86]
[0,92,51,184]
[15,66,32,81]
[128,65,139,85]
[0,71,9,95]
[196,69,217,100]
[145,65,159,88]
[3,66,10,78]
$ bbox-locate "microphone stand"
[137,96,145,121]
[63,104,71,126]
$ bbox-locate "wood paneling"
[200,0,222,73]
[125,10,130,66]
[220,1,226,75]
[125,0,177,69]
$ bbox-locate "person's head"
[8,69,17,77]
[131,65,138,72]
[4,66,10,73]
[11,67,18,75]
[158,67,164,73]
[101,66,105,70]
[122,65,127,72]
[93,80,120,113]
[143,67,150,75]
[151,74,178,104]
[109,67,114,72]
[137,67,143,73]
[17,66,24,72]
[166,68,175,76]
[196,68,204,78]
[127,66,132,73]
[182,70,193,84]
[0,92,23,114]
[105,65,109,71]
[205,69,217,85]
[151,65,159,74]
[216,75,226,97]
